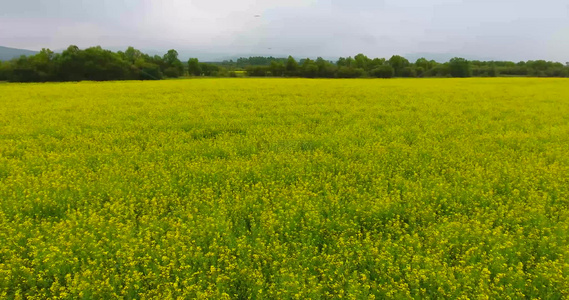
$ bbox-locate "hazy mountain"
[0,46,38,61]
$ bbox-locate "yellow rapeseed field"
[1,78,568,299]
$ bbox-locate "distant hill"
[0,46,38,61]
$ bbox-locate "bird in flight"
[254,15,261,18]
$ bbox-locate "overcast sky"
[1,0,568,61]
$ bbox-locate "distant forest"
[1,45,568,82]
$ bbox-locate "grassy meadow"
[1,78,569,299]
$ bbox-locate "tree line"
[240,55,569,78]
[1,45,568,82]
[0,46,225,82]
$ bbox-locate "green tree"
[124,47,143,64]
[188,58,201,76]
[449,57,472,77]
[315,57,336,78]
[337,57,355,68]
[301,58,319,78]
[31,48,56,81]
[56,45,85,81]
[270,61,285,76]
[0,61,7,81]
[162,49,184,77]
[135,58,163,80]
[285,56,298,76]
[368,58,386,70]
[415,58,433,71]
[388,55,410,77]
[488,66,499,77]
[354,53,371,70]
[345,57,355,68]
[163,50,179,65]
[200,63,221,76]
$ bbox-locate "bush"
[246,66,269,77]
[400,67,417,78]
[545,67,569,77]
[415,67,425,77]
[336,67,365,78]
[163,67,182,78]
[370,65,394,78]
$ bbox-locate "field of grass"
[1,78,568,299]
